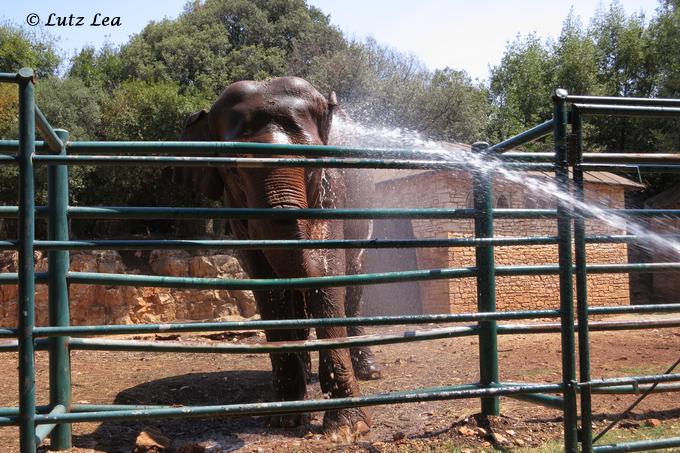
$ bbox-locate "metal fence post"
[472,141,500,416]
[572,109,593,453]
[48,128,72,450]
[553,89,578,453]
[17,67,37,453]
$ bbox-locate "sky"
[1,0,662,81]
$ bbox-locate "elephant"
[173,76,382,436]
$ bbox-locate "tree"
[35,77,104,140]
[590,2,655,97]
[0,23,60,213]
[414,68,490,143]
[0,22,60,77]
[553,9,601,96]
[100,80,206,141]
[68,44,123,90]
[0,23,60,139]
[76,80,207,207]
[648,0,680,152]
[488,33,555,145]
[588,1,658,152]
[307,38,490,143]
[0,84,18,140]
[109,0,342,96]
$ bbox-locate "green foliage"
[0,83,19,139]
[78,80,209,209]
[33,77,106,207]
[487,1,679,154]
[648,0,680,151]
[4,0,680,232]
[554,9,601,96]
[591,2,655,97]
[0,22,61,139]
[68,44,123,90]
[101,80,206,141]
[307,38,490,143]
[35,77,104,140]
[488,33,555,145]
[0,22,60,77]
[413,68,490,143]
[111,0,342,96]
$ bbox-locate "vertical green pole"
[554,89,578,453]
[572,109,593,453]
[48,129,71,450]
[472,141,500,416]
[17,67,37,453]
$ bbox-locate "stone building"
[631,182,680,304]
[365,162,644,316]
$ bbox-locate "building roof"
[644,182,680,208]
[373,168,644,188]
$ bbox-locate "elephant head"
[174,77,374,437]
[175,77,338,205]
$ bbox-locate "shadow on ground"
[73,369,312,452]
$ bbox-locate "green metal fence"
[1,68,680,452]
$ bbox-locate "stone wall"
[374,170,631,314]
[0,250,257,328]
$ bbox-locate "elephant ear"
[317,91,338,145]
[173,109,225,201]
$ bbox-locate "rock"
[458,426,476,437]
[231,289,257,318]
[646,418,662,428]
[492,432,511,446]
[149,250,191,276]
[392,431,406,441]
[133,427,170,452]
[476,427,488,436]
[189,255,218,278]
[0,249,256,326]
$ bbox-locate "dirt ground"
[0,315,679,452]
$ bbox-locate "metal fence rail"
[1,68,680,452]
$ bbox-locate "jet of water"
[331,116,680,260]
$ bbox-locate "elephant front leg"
[308,286,371,439]
[256,289,310,428]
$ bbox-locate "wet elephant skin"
[174,77,381,436]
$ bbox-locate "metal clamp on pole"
[472,141,500,416]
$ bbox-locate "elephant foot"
[351,348,382,380]
[267,412,311,428]
[323,407,371,442]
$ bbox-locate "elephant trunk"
[262,167,309,210]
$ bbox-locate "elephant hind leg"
[345,249,382,381]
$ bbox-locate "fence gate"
[1,68,680,453]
